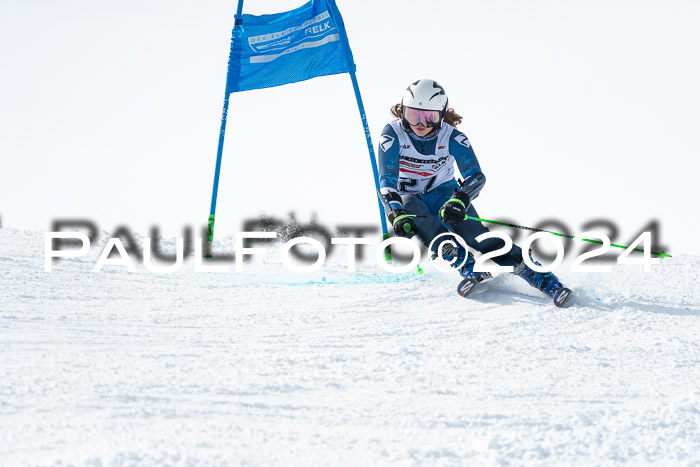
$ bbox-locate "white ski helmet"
[401,79,448,130]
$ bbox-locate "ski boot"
[456,261,494,298]
[513,258,572,307]
[432,241,493,298]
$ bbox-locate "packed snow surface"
[1,228,699,465]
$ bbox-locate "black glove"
[439,191,470,224]
[388,209,418,238]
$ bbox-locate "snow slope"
[1,228,699,465]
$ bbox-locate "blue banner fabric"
[226,0,354,94]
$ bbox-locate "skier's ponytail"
[443,108,463,126]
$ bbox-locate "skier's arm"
[377,124,403,213]
[450,130,486,200]
[439,130,487,224]
[377,124,417,238]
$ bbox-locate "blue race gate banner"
[206,0,388,247]
[226,0,354,93]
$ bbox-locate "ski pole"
[464,215,671,258]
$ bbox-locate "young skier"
[378,79,571,307]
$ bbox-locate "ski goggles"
[403,107,441,127]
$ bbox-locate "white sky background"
[1,0,699,255]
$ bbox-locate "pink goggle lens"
[403,107,440,127]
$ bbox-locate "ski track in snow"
[0,228,699,466]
